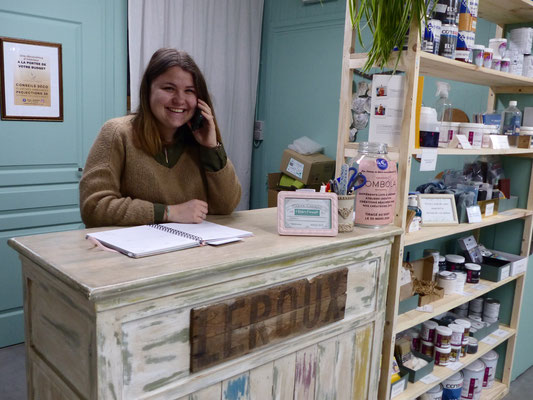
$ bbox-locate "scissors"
[336,167,366,194]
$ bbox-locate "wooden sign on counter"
[190,268,348,372]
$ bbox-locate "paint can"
[438,271,457,295]
[469,297,484,314]
[467,336,478,354]
[464,263,481,284]
[472,45,484,66]
[465,263,481,283]
[445,254,465,272]
[448,323,465,346]
[461,359,485,399]
[480,350,499,388]
[435,325,453,348]
[454,307,469,317]
[435,346,451,366]
[421,340,435,357]
[460,338,468,357]
[443,371,463,400]
[422,320,440,342]
[454,319,471,337]
[421,383,444,400]
[439,24,459,59]
[483,298,500,320]
[434,0,459,24]
[449,344,462,363]
[423,19,442,55]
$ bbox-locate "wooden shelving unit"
[336,1,533,399]
[394,325,516,400]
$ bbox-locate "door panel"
[0,0,127,347]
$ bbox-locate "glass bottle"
[350,142,397,228]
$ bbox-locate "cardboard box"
[480,256,511,282]
[280,149,335,185]
[418,287,445,306]
[398,351,435,383]
[268,173,282,207]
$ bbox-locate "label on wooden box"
[190,268,348,372]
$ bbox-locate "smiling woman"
[79,49,242,228]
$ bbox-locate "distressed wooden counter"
[8,207,401,400]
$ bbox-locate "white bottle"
[419,107,440,147]
[500,100,522,135]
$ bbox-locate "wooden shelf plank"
[393,326,515,400]
[348,52,533,91]
[480,381,509,399]
[478,0,533,25]
[405,209,533,246]
[395,274,524,333]
[412,147,533,156]
[418,52,533,88]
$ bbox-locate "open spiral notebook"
[86,221,253,258]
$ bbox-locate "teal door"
[0,0,127,347]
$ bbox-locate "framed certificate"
[417,194,459,226]
[277,191,338,236]
[0,37,63,121]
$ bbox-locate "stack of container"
[508,27,533,77]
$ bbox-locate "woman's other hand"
[167,199,208,223]
[190,99,218,148]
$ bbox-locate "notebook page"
[161,221,253,242]
[87,225,198,257]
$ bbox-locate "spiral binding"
[149,224,204,243]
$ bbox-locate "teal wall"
[0,0,127,347]
[254,0,533,381]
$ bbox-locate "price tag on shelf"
[416,305,434,313]
[481,336,498,345]
[471,283,489,291]
[419,374,440,385]
[420,148,438,172]
[467,205,482,223]
[456,134,472,149]
[492,329,509,338]
[490,135,510,149]
[447,361,464,371]
[485,202,495,217]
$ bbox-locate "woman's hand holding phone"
[166,199,208,224]
[190,99,217,148]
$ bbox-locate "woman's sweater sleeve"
[203,148,242,214]
[79,120,155,227]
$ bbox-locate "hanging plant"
[349,0,432,72]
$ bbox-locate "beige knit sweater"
[79,116,241,227]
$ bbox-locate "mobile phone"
[190,108,204,131]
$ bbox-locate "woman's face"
[149,66,197,138]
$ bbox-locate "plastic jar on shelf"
[483,47,493,68]
[421,320,439,342]
[472,45,484,66]
[445,254,465,271]
[465,263,481,283]
[501,57,511,73]
[440,121,460,147]
[489,38,507,58]
[459,122,484,148]
[492,55,502,71]
[434,346,451,366]
[438,271,457,295]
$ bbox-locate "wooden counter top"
[8,208,401,301]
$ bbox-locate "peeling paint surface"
[223,374,250,400]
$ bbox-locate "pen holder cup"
[337,194,355,232]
